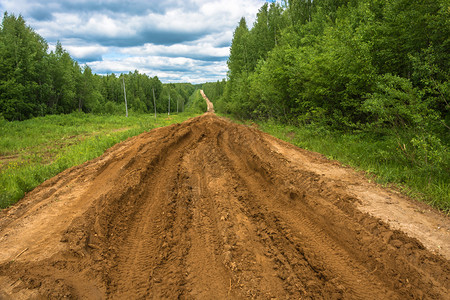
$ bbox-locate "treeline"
[0,13,194,121]
[201,80,226,104]
[214,0,448,170]
[219,0,449,127]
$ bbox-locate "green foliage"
[103,101,124,115]
[370,0,449,78]
[227,17,250,78]
[362,73,447,175]
[0,12,48,120]
[185,90,207,114]
[363,74,427,128]
[201,80,226,103]
[222,0,448,127]
[227,3,286,81]
[158,83,193,114]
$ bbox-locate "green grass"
[223,116,449,213]
[0,112,198,208]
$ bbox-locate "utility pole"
[168,91,171,116]
[122,76,128,117]
[152,87,157,120]
[177,98,179,114]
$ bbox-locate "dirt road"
[200,90,214,113]
[0,109,449,298]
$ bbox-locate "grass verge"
[223,116,449,213]
[0,112,198,208]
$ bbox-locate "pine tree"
[227,17,250,78]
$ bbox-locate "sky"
[0,0,271,83]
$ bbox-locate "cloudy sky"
[0,0,271,83]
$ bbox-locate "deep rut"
[0,113,448,299]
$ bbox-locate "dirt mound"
[0,114,449,299]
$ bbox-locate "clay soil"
[0,110,449,299]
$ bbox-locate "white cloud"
[1,0,267,83]
[64,44,109,61]
[123,42,229,60]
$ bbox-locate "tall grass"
[245,118,449,213]
[0,112,198,208]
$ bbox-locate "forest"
[209,0,449,208]
[219,0,448,130]
[0,12,196,121]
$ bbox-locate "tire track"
[0,113,448,299]
[216,126,390,299]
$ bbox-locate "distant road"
[200,90,215,113]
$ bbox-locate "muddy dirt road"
[0,110,449,299]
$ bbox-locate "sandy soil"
[0,107,448,299]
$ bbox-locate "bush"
[104,102,124,115]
